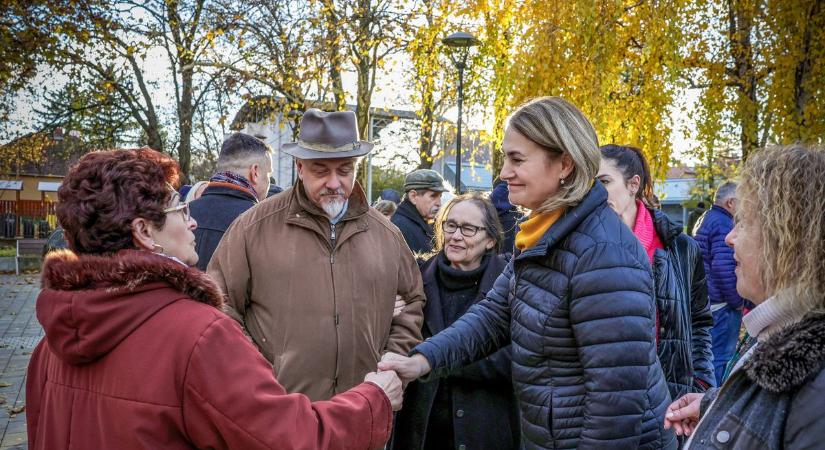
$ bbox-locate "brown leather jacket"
[208,180,425,400]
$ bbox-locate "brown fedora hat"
[282,109,374,159]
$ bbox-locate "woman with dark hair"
[26,148,401,450]
[391,192,518,450]
[380,97,675,449]
[665,145,825,448]
[597,144,715,400]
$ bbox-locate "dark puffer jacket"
[414,183,675,450]
[650,209,716,399]
[688,311,825,449]
[693,206,743,308]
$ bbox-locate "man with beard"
[208,109,425,401]
[391,169,447,254]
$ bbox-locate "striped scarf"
[209,171,258,200]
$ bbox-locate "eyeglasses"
[442,220,484,237]
[163,203,191,221]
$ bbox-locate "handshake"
[362,352,433,411]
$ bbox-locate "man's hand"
[664,393,704,436]
[377,352,431,383]
[393,295,405,318]
[364,371,403,411]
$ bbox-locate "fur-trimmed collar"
[42,249,224,308]
[745,311,825,393]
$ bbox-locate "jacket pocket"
[245,312,275,365]
[706,413,766,449]
[546,391,555,444]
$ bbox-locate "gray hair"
[714,181,738,205]
[507,97,601,214]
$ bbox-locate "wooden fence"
[0,200,57,238]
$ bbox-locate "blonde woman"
[381,97,675,449]
[665,145,825,448]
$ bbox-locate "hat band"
[297,139,361,153]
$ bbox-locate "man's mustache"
[320,188,345,196]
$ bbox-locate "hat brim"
[282,141,374,159]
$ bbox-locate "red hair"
[57,148,181,254]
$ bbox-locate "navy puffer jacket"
[650,209,715,399]
[693,205,744,308]
[414,183,676,450]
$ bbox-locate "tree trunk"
[729,0,760,161]
[323,1,347,110]
[417,97,435,169]
[355,57,371,186]
[178,64,194,184]
[793,0,821,141]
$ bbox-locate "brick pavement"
[0,274,43,450]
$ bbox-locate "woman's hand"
[393,295,405,318]
[377,352,431,384]
[364,371,403,411]
[664,393,705,436]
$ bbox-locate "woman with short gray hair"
[381,96,675,449]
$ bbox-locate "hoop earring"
[152,243,164,254]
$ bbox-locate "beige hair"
[373,199,397,216]
[737,145,825,312]
[506,96,601,214]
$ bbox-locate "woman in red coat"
[26,147,401,450]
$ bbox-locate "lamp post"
[443,31,479,194]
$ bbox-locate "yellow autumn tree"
[683,0,825,163]
[455,0,690,179]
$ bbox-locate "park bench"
[16,238,47,275]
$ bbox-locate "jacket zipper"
[329,222,340,392]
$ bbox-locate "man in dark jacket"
[189,133,272,271]
[391,169,447,254]
[489,179,522,256]
[693,182,745,385]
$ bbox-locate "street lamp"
[443,31,479,194]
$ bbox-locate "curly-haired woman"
[26,148,401,450]
[665,145,825,448]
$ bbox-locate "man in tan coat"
[208,109,425,401]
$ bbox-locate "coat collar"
[395,199,432,232]
[289,179,369,223]
[744,311,825,393]
[200,183,258,203]
[515,181,607,260]
[285,180,370,247]
[41,249,225,308]
[650,207,682,247]
[420,252,506,336]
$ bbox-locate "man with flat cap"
[391,169,448,254]
[208,109,425,401]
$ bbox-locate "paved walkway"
[0,274,43,450]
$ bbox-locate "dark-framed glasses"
[442,220,484,237]
[163,203,191,221]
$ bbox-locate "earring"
[152,243,164,253]
[560,178,566,186]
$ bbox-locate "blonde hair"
[737,145,825,312]
[506,97,601,214]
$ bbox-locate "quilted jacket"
[650,209,716,399]
[414,183,676,450]
[693,206,744,308]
